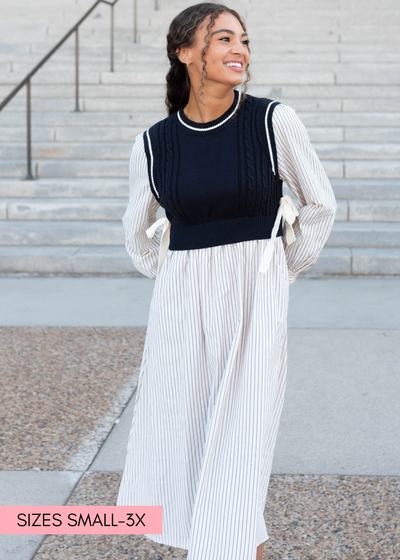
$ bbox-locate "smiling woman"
[166,4,252,123]
[116,3,337,560]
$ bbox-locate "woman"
[117,3,337,560]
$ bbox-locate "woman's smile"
[223,60,244,72]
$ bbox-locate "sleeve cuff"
[288,269,298,285]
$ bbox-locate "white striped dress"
[116,100,337,560]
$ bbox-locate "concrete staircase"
[1,0,400,276]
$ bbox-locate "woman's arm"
[122,132,162,280]
[271,103,338,284]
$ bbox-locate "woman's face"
[179,12,250,88]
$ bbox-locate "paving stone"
[0,326,144,471]
[0,471,82,560]
[31,471,400,559]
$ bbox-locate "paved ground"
[0,276,399,559]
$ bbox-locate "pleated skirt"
[117,235,289,560]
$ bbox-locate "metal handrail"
[0,0,139,180]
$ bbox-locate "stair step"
[0,127,144,143]
[345,128,400,142]
[100,70,337,86]
[349,200,400,221]
[3,125,400,144]
[9,61,400,75]
[3,198,128,220]
[3,111,400,128]
[0,159,342,179]
[0,246,349,276]
[0,143,133,160]
[352,248,400,274]
[327,222,400,247]
[0,221,124,245]
[1,159,398,180]
[2,198,400,222]
[0,245,399,276]
[0,178,128,198]
[3,84,400,100]
[329,179,400,199]
[345,160,400,179]
[0,160,130,178]
[0,246,136,274]
[1,70,102,86]
[0,111,167,127]
[0,84,166,99]
[2,97,167,113]
[4,96,400,114]
[1,197,399,223]
[1,178,399,202]
[2,142,400,161]
[0,221,399,248]
[2,178,398,200]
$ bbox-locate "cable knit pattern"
[243,97,256,215]
[271,103,337,284]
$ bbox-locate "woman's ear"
[176,46,190,66]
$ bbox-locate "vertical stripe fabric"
[116,101,337,560]
[272,104,338,284]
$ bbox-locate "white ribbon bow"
[146,217,171,277]
[258,194,299,275]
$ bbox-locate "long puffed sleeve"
[271,103,337,284]
[122,132,162,280]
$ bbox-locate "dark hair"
[165,2,251,116]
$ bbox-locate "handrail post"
[133,0,137,43]
[0,0,133,179]
[25,79,34,180]
[155,0,159,10]
[74,28,80,112]
[110,2,114,72]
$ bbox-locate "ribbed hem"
[168,214,284,251]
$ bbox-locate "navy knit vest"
[143,88,283,251]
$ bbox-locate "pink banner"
[0,506,162,535]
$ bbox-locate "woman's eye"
[220,36,250,45]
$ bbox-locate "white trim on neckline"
[177,90,242,131]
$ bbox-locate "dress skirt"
[117,235,289,560]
